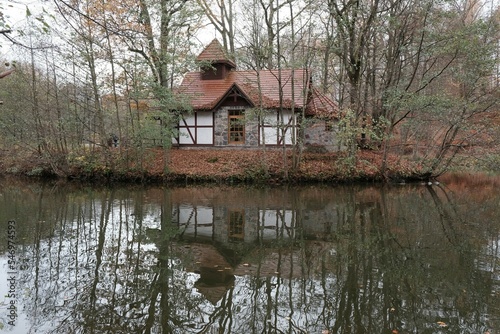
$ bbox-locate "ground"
[118,148,421,183]
[1,144,497,184]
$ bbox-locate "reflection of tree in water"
[14,187,162,333]
[323,184,498,333]
[4,182,499,333]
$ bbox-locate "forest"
[0,0,499,182]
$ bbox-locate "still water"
[0,177,499,333]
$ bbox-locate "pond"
[0,176,499,333]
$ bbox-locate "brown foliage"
[140,148,421,183]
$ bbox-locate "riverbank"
[1,147,498,184]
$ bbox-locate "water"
[0,177,499,333]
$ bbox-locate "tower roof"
[196,39,236,68]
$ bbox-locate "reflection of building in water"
[170,187,332,237]
[172,203,355,244]
[166,186,379,303]
[175,243,235,305]
[173,205,348,242]
[173,205,298,243]
[169,186,381,246]
[170,238,335,304]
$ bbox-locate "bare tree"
[197,0,236,55]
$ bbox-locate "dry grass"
[438,172,500,188]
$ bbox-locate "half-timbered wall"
[259,110,297,145]
[176,111,214,145]
[175,108,339,149]
[176,108,301,147]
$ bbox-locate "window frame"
[228,209,245,241]
[228,109,245,144]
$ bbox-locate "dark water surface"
[0,177,499,333]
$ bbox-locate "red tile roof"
[196,39,236,68]
[176,39,338,118]
[178,69,308,109]
[306,87,339,119]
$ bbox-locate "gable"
[217,84,254,108]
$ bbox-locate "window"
[228,109,245,144]
[229,210,245,241]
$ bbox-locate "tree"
[326,0,380,117]
[377,0,500,177]
[318,0,499,178]
[197,0,236,55]
[0,1,12,49]
[115,0,202,171]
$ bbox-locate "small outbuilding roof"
[306,87,339,119]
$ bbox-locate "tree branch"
[0,68,15,79]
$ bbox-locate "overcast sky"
[1,0,48,58]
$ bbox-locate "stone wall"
[214,107,259,147]
[214,108,229,146]
[303,119,342,152]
